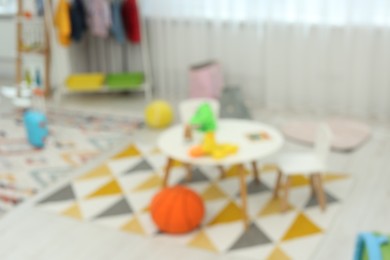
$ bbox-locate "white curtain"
[142,0,390,120]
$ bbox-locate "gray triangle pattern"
[123,159,153,175]
[38,185,76,204]
[235,179,271,197]
[229,223,272,251]
[94,197,133,219]
[179,168,210,184]
[305,190,338,208]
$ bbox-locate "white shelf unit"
[55,0,153,104]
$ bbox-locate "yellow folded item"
[55,0,71,46]
[66,74,105,91]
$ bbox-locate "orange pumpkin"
[150,186,205,234]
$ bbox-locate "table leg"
[185,163,193,182]
[273,169,283,198]
[313,174,327,211]
[238,164,249,229]
[218,165,226,179]
[281,176,291,213]
[251,161,260,183]
[162,157,174,188]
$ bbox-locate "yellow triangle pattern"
[267,247,291,260]
[282,213,322,241]
[62,203,83,220]
[78,165,111,180]
[132,175,162,192]
[323,173,348,182]
[258,197,294,217]
[121,217,145,235]
[187,230,218,252]
[225,165,249,178]
[201,183,227,201]
[86,179,123,198]
[113,145,141,159]
[290,175,309,187]
[150,147,161,154]
[172,159,184,167]
[261,164,278,173]
[142,205,150,213]
[208,201,245,226]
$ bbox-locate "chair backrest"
[179,98,220,123]
[314,123,333,164]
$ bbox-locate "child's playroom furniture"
[157,119,284,228]
[179,98,220,123]
[274,124,333,212]
[16,0,52,97]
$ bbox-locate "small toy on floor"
[23,110,49,149]
[150,186,204,234]
[354,232,390,260]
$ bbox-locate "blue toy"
[23,110,49,148]
[354,232,389,260]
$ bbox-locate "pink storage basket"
[189,61,224,99]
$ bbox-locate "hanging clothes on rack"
[70,0,87,42]
[86,0,112,38]
[122,0,141,44]
[110,0,126,44]
[54,0,71,46]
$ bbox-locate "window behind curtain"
[143,0,390,27]
[0,0,16,15]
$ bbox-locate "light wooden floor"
[1,94,390,260]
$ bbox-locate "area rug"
[282,118,371,152]
[37,143,352,260]
[0,109,141,216]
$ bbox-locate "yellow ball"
[145,100,174,128]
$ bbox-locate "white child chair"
[179,98,220,123]
[274,123,333,212]
[176,98,225,180]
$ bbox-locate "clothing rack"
[55,0,153,103]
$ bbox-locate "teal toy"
[23,110,49,148]
[354,232,390,260]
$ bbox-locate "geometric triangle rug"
[36,143,352,260]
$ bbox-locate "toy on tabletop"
[187,103,238,160]
[354,232,390,260]
[247,131,271,141]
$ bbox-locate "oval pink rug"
[282,118,371,152]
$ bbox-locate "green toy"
[188,103,238,160]
[190,103,217,132]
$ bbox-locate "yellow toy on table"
[189,132,238,159]
[187,103,238,160]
